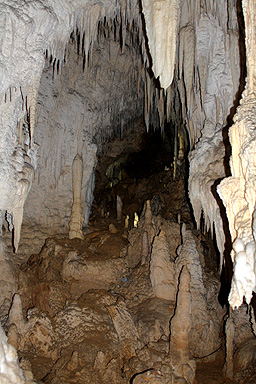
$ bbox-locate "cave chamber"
[0,0,256,383]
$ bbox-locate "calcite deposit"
[0,0,256,382]
[69,154,84,240]
[218,0,256,308]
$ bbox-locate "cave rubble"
[0,0,256,383]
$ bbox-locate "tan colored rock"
[150,229,176,301]
[116,195,123,222]
[224,315,235,378]
[8,294,29,348]
[127,229,143,268]
[144,200,152,228]
[94,351,107,371]
[69,154,84,240]
[62,251,127,294]
[19,357,35,384]
[107,301,139,342]
[67,350,79,372]
[8,324,20,351]
[54,298,117,350]
[132,369,164,383]
[141,231,149,265]
[176,225,222,360]
[170,266,196,384]
[133,298,174,344]
[234,338,256,372]
[109,223,118,233]
[26,308,56,359]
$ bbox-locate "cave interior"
[0,0,256,383]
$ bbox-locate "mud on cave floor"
[7,169,250,383]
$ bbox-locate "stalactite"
[179,25,195,114]
[13,179,30,253]
[141,0,181,90]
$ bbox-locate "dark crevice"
[213,0,247,305]
[211,179,233,306]
[130,369,154,383]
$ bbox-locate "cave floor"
[196,361,238,384]
[16,215,244,384]
[10,150,254,383]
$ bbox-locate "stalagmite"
[178,128,185,160]
[141,231,149,265]
[144,200,152,227]
[169,266,196,384]
[224,312,235,379]
[150,229,175,301]
[8,294,29,336]
[124,215,129,229]
[69,154,84,240]
[107,301,140,359]
[134,212,139,228]
[116,195,123,222]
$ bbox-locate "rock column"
[69,154,84,240]
[170,266,196,384]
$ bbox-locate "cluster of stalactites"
[0,0,147,253]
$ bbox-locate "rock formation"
[0,0,256,382]
[218,0,256,309]
[170,266,196,384]
[0,322,35,384]
[69,154,84,240]
[150,229,176,301]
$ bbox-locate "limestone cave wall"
[23,27,145,235]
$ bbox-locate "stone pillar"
[69,154,84,240]
[170,266,196,384]
[224,311,235,378]
[116,195,123,222]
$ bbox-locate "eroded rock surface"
[2,188,226,383]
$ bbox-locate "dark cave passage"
[92,118,192,224]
